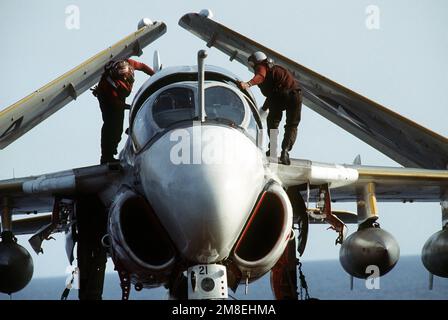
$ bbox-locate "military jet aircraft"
[0,11,447,300]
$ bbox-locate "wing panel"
[330,165,448,202]
[0,214,52,236]
[278,160,448,203]
[274,159,448,202]
[0,21,167,149]
[179,13,448,169]
[0,164,121,216]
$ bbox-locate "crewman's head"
[113,60,135,83]
[248,51,268,68]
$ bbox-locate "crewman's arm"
[127,59,155,76]
[238,64,267,90]
[248,64,267,86]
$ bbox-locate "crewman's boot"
[279,150,291,165]
[100,155,118,164]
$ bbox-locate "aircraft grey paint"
[1,11,448,298]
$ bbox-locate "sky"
[0,0,447,281]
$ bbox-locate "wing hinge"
[307,183,347,245]
[28,197,74,254]
[65,83,78,100]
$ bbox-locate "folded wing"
[0,20,167,149]
[179,13,448,169]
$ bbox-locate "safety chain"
[118,269,131,300]
[112,258,131,300]
[297,259,311,300]
[60,269,76,300]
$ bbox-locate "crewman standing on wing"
[238,52,302,165]
[93,59,154,164]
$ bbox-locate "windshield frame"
[131,82,197,152]
[131,82,262,153]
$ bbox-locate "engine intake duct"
[235,193,285,262]
[109,190,176,274]
[121,196,174,266]
[233,183,293,279]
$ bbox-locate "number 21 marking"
[199,266,208,275]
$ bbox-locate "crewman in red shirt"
[238,52,302,165]
[93,59,154,164]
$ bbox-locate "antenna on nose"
[153,50,162,72]
[197,50,207,122]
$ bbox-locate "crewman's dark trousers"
[76,196,107,300]
[266,89,302,152]
[98,95,125,163]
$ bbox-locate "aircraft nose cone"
[139,125,265,263]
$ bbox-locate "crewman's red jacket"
[97,59,154,101]
[248,63,298,98]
